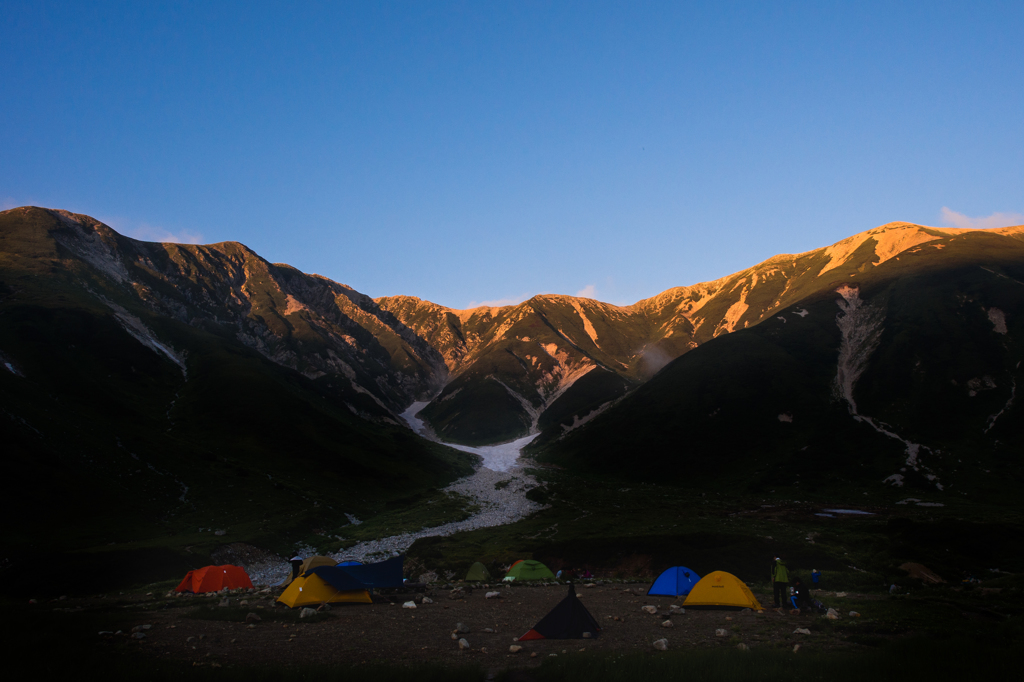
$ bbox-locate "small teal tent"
[647,566,701,596]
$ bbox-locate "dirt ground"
[79,582,864,669]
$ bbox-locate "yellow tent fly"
[277,572,371,608]
[682,571,763,610]
[298,555,338,576]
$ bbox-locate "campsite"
[9,565,1022,681]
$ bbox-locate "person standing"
[771,556,790,609]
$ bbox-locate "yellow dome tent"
[277,572,371,608]
[298,555,338,576]
[682,571,763,610]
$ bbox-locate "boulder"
[245,613,262,623]
[218,598,230,607]
[849,611,860,617]
[485,591,501,599]
[653,638,669,651]
[661,620,673,628]
[402,601,417,609]
[793,628,811,635]
[582,632,592,639]
[299,607,317,619]
[737,643,749,651]
[793,644,801,653]
[642,605,658,615]
[509,645,523,653]
[825,608,840,620]
[716,629,727,637]
[458,638,470,650]
[455,622,470,634]
[131,632,146,640]
[421,597,433,604]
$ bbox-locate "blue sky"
[2,2,1022,307]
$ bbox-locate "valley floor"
[14,580,1021,680]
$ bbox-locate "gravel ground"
[94,583,858,669]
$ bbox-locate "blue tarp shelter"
[307,555,405,591]
[647,566,701,596]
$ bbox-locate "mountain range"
[2,206,1023,555]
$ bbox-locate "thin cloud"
[576,284,597,298]
[464,295,529,309]
[124,223,204,244]
[940,207,1024,230]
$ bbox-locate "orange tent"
[175,565,254,593]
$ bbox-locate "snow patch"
[106,303,187,377]
[0,350,22,377]
[793,309,809,318]
[987,308,1008,334]
[834,286,884,415]
[984,377,1016,433]
[833,287,942,490]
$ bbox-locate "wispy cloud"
[464,295,530,309]
[123,223,204,244]
[940,207,1024,230]
[576,284,597,298]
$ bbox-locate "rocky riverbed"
[243,403,545,584]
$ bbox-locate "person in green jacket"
[771,557,790,609]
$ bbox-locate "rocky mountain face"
[1,207,449,419]
[529,224,1024,501]
[380,222,1024,445]
[4,207,1022,454]
[0,207,477,553]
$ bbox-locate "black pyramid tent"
[519,583,601,640]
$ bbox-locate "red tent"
[175,565,253,593]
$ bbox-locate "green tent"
[504,559,556,581]
[466,562,492,581]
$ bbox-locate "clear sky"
[3,2,1022,308]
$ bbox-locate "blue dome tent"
[647,566,701,596]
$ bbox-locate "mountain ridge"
[5,205,1023,448]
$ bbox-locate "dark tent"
[519,583,601,641]
[338,561,362,566]
[309,555,405,590]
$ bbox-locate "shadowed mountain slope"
[381,222,1024,445]
[0,207,475,553]
[529,227,1024,500]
